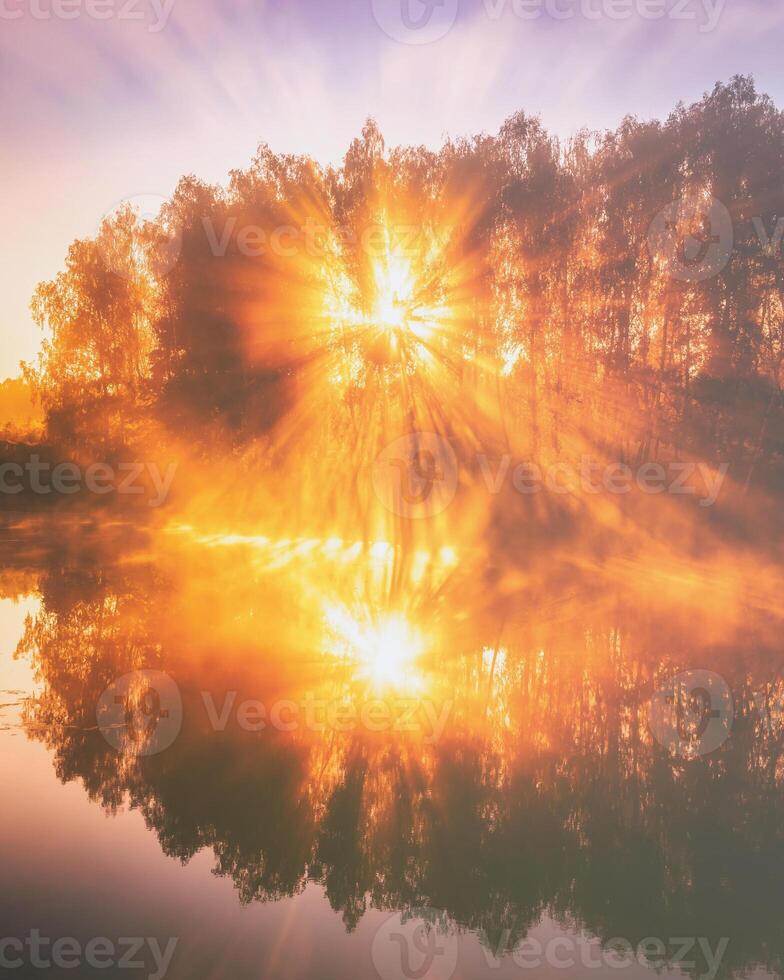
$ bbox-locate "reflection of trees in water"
[15,558,784,978]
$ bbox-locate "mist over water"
[0,512,782,979]
[3,66,784,980]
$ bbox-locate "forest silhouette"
[6,75,784,976]
[8,75,783,546]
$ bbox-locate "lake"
[2,514,783,980]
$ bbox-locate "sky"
[2,0,784,380]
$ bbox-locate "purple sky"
[2,0,783,379]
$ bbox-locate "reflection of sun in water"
[324,604,426,693]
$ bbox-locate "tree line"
[21,75,784,500]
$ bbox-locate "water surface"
[2,516,783,980]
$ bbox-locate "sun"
[324,604,426,693]
[372,252,417,334]
[320,212,456,379]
